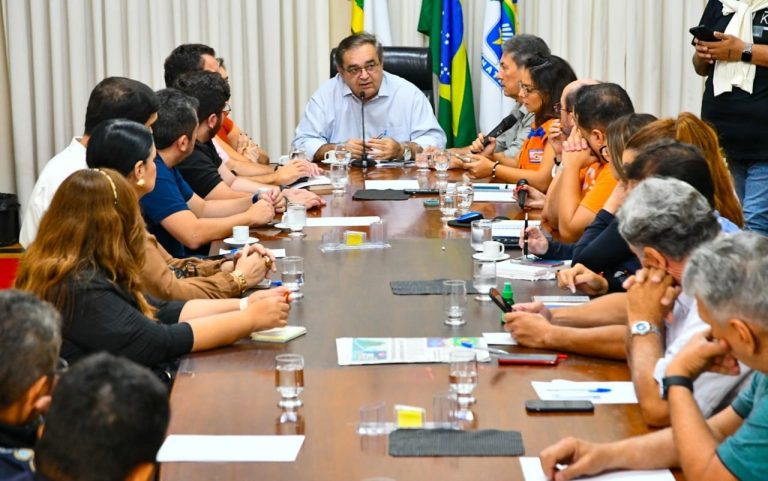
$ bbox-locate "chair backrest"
[330,46,434,111]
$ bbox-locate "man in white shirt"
[19,77,158,247]
[292,32,446,162]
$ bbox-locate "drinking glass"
[456,182,474,214]
[434,151,450,172]
[470,219,493,251]
[432,391,459,429]
[285,203,306,238]
[329,162,349,194]
[442,280,467,327]
[473,258,497,301]
[289,146,306,162]
[415,152,432,172]
[439,189,457,220]
[449,350,478,409]
[358,401,386,435]
[334,143,351,164]
[281,256,305,299]
[275,354,304,409]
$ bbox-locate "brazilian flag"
[418,0,477,148]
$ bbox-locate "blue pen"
[460,341,509,356]
[546,387,612,393]
[474,185,510,191]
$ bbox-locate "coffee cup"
[481,240,505,259]
[232,225,250,243]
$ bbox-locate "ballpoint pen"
[459,341,509,356]
[473,184,511,191]
[523,211,529,258]
[545,387,612,393]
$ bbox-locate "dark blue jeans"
[729,160,768,236]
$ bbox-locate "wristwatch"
[662,375,694,400]
[400,143,412,162]
[630,320,662,337]
[742,42,753,63]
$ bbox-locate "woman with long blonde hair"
[15,169,289,374]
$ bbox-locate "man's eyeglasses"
[554,102,570,115]
[517,81,539,95]
[222,102,232,114]
[345,61,380,76]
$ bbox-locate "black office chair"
[330,47,434,111]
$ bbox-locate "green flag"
[418,0,477,147]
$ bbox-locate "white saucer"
[273,223,290,230]
[223,236,259,246]
[472,253,510,262]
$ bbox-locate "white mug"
[481,240,505,259]
[232,225,250,243]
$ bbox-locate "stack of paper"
[531,380,639,404]
[290,175,331,189]
[156,435,305,462]
[474,191,517,202]
[496,260,557,281]
[251,326,307,343]
[336,337,492,365]
[492,220,542,238]
[518,457,675,481]
[364,180,420,190]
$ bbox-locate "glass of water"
[443,280,467,327]
[285,203,306,238]
[275,354,304,409]
[473,258,496,301]
[329,162,349,194]
[439,189,457,220]
[415,152,432,172]
[470,219,493,251]
[434,150,450,172]
[281,256,305,299]
[449,350,478,409]
[456,182,474,214]
[335,143,351,164]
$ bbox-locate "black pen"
[523,211,529,258]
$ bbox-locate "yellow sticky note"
[395,405,425,428]
[344,230,365,246]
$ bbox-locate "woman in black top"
[15,169,290,372]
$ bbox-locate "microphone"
[359,91,367,169]
[471,112,520,153]
[516,179,528,210]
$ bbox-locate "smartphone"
[489,287,512,313]
[689,25,719,42]
[525,400,594,413]
[498,353,559,366]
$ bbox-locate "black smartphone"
[689,25,719,42]
[489,287,512,313]
[525,400,594,413]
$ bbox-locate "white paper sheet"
[496,260,557,281]
[474,191,517,202]
[519,457,675,481]
[492,220,542,237]
[531,380,639,404]
[483,332,518,345]
[305,216,380,227]
[156,435,304,462]
[336,337,491,365]
[364,180,420,190]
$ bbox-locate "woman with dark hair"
[14,168,290,375]
[461,55,577,192]
[86,118,272,301]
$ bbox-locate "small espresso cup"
[232,225,250,243]
[481,240,505,259]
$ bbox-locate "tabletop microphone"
[472,112,520,153]
[359,90,367,168]
[516,179,528,210]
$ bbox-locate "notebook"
[251,326,307,343]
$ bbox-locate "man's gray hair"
[617,177,719,260]
[502,34,550,68]
[683,233,768,327]
[0,290,62,409]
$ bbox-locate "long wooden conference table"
[160,166,681,481]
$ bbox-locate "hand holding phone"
[489,287,512,313]
[689,25,719,42]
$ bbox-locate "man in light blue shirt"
[293,33,445,162]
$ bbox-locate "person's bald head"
[559,79,599,135]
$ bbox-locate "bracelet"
[661,375,694,400]
[230,270,248,294]
[491,161,501,179]
[239,297,249,311]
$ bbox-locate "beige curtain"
[1,0,331,211]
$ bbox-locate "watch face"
[632,321,651,335]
